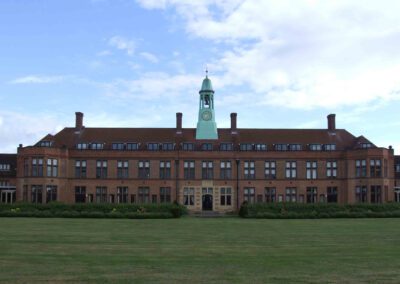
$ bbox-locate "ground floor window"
[31,185,43,204]
[265,187,276,203]
[152,194,157,204]
[370,185,382,203]
[75,186,86,203]
[395,189,400,203]
[46,185,57,203]
[220,187,232,206]
[355,186,368,203]
[306,187,317,203]
[160,187,171,203]
[285,187,297,202]
[138,187,150,203]
[117,187,128,203]
[130,194,136,204]
[244,187,255,203]
[327,187,338,203]
[183,187,195,206]
[96,186,107,203]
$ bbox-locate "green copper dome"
[199,76,214,94]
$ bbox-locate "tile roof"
[34,126,368,151]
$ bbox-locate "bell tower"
[196,72,218,140]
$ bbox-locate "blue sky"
[1,0,400,153]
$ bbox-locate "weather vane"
[205,65,208,78]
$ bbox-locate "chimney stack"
[176,112,182,132]
[327,114,336,131]
[75,112,84,130]
[230,113,237,132]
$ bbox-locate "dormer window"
[127,143,139,151]
[289,144,302,151]
[201,143,213,151]
[0,164,10,171]
[240,144,253,151]
[220,143,233,151]
[274,144,287,151]
[39,141,53,147]
[182,143,194,151]
[90,143,104,150]
[324,144,336,151]
[112,143,124,150]
[76,143,88,150]
[148,143,159,151]
[361,143,372,149]
[309,144,322,151]
[162,143,174,151]
[255,144,267,151]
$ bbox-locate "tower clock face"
[202,110,212,121]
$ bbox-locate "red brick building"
[0,154,17,203]
[9,76,397,211]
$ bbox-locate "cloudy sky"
[1,0,400,153]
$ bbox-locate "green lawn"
[0,218,399,283]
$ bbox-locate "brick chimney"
[231,113,237,133]
[75,112,84,130]
[327,114,336,131]
[176,112,182,133]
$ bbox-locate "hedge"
[0,202,187,219]
[239,202,400,219]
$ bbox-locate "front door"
[202,187,213,211]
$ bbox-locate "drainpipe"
[236,159,240,210]
[175,159,179,203]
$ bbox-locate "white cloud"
[140,52,159,63]
[9,75,65,84]
[137,0,400,110]
[0,111,62,153]
[108,36,135,56]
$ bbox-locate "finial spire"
[205,66,208,78]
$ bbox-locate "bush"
[0,202,186,219]
[239,203,400,219]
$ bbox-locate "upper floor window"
[370,159,381,177]
[240,144,253,151]
[117,160,129,179]
[396,164,400,173]
[46,158,58,177]
[275,144,288,151]
[182,143,194,151]
[306,161,317,180]
[202,161,213,179]
[309,144,322,151]
[96,160,107,179]
[127,143,139,151]
[39,141,53,147]
[75,160,87,178]
[326,161,337,178]
[355,159,367,177]
[32,158,44,177]
[264,161,276,179]
[220,143,233,151]
[138,160,150,179]
[147,143,159,151]
[159,161,171,179]
[285,161,297,179]
[76,143,88,150]
[244,161,255,179]
[162,143,174,151]
[90,143,104,150]
[184,161,195,179]
[289,144,302,151]
[361,143,372,149]
[324,144,336,151]
[220,161,232,179]
[0,164,10,171]
[112,143,124,150]
[255,144,267,151]
[201,143,213,151]
[24,159,29,176]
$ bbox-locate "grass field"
[0,218,400,283]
